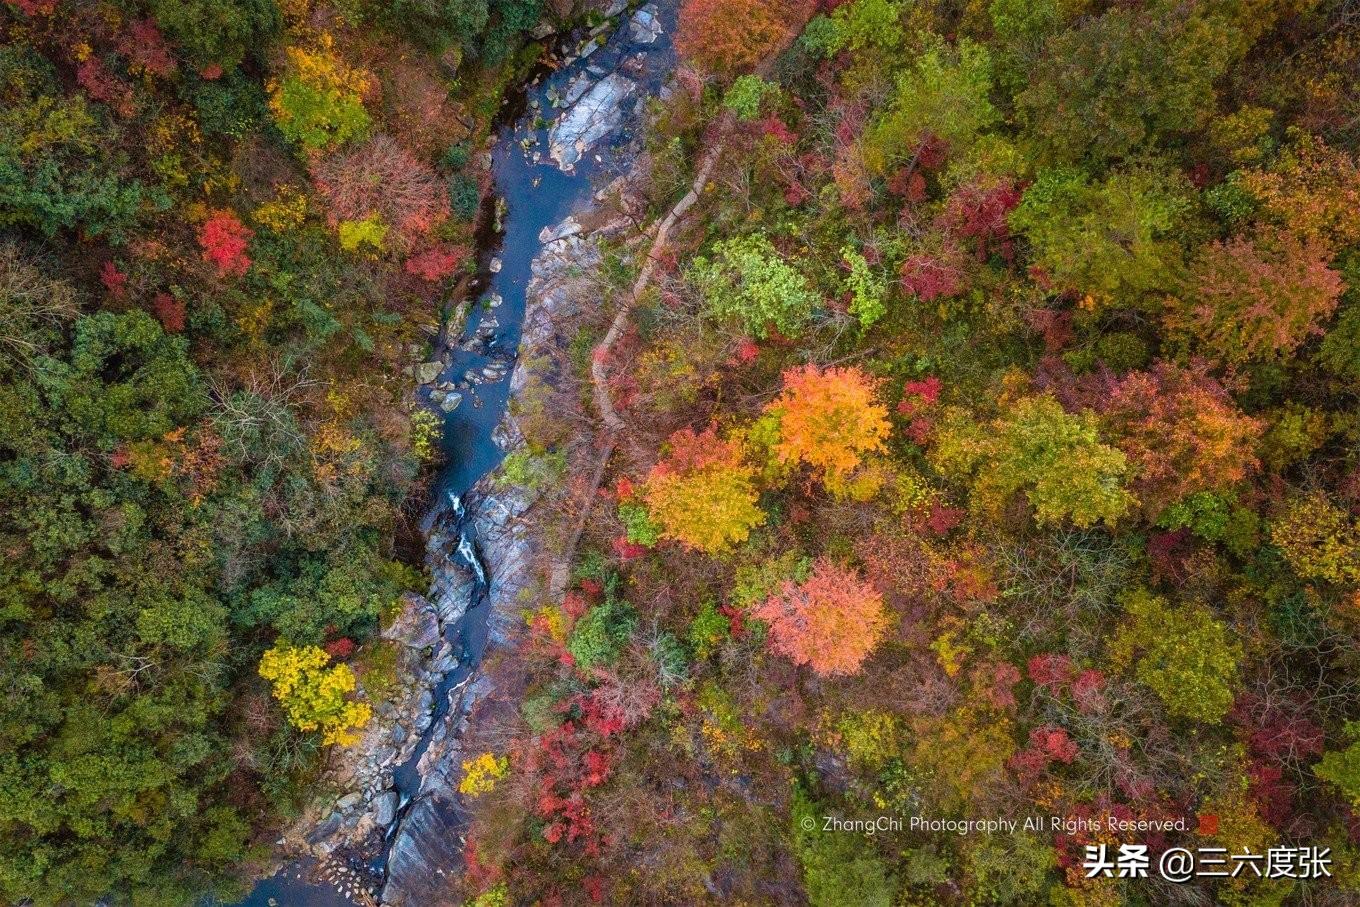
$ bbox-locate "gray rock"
[439,392,463,413]
[336,791,362,812]
[548,73,636,171]
[381,794,463,907]
[414,361,441,385]
[538,215,583,244]
[382,592,442,651]
[629,4,662,44]
[373,790,399,826]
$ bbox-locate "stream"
[232,3,675,905]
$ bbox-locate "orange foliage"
[1165,225,1342,366]
[676,0,810,74]
[1102,364,1263,513]
[1240,135,1360,250]
[765,363,891,483]
[641,425,765,552]
[754,558,888,676]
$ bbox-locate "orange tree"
[762,363,891,489]
[754,558,888,676]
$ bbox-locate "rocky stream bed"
[234,4,675,905]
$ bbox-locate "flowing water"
[232,4,675,904]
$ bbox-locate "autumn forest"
[4,0,1360,904]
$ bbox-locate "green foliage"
[1316,722,1360,806]
[1109,590,1242,723]
[964,832,1057,903]
[618,500,661,546]
[930,395,1136,528]
[791,787,898,907]
[186,71,268,138]
[1269,493,1360,586]
[1157,492,1259,556]
[147,0,281,70]
[497,447,566,494]
[271,75,371,151]
[864,36,997,171]
[1009,165,1189,307]
[687,599,730,660]
[809,0,905,57]
[1014,6,1237,165]
[842,246,887,329]
[567,599,638,671]
[0,48,148,239]
[690,234,821,339]
[449,173,482,221]
[1320,303,1360,380]
[411,409,443,463]
[722,75,774,121]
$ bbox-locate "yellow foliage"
[641,426,765,553]
[258,643,372,746]
[253,187,309,232]
[279,33,371,98]
[459,752,509,797]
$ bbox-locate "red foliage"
[200,63,224,80]
[198,211,253,278]
[312,135,450,252]
[1167,225,1344,365]
[100,261,128,299]
[1028,653,1076,695]
[1070,669,1107,714]
[734,337,760,364]
[151,292,186,333]
[8,0,55,14]
[973,660,1021,710]
[117,19,177,77]
[1147,528,1193,585]
[404,243,469,282]
[937,179,1021,261]
[76,58,134,117]
[899,253,964,302]
[324,637,356,660]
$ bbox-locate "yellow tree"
[642,425,765,553]
[258,643,372,745]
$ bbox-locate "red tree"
[198,210,253,278]
[312,134,450,252]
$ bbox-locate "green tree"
[1108,590,1242,723]
[690,234,821,339]
[930,395,1135,528]
[1010,164,1190,308]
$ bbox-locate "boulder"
[414,361,441,385]
[548,73,636,170]
[372,790,399,827]
[629,4,662,44]
[381,593,441,651]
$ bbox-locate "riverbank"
[235,4,677,904]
